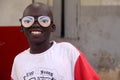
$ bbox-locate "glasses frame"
[19,16,51,28]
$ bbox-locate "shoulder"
[56,41,83,63]
[56,41,82,55]
[56,41,74,48]
[13,48,29,62]
[56,42,80,51]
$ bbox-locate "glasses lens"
[38,16,51,27]
[21,16,34,28]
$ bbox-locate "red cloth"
[74,53,101,80]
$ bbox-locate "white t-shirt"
[11,41,100,80]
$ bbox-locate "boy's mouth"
[31,30,42,37]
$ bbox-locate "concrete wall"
[79,6,120,80]
[0,0,32,26]
[0,0,120,80]
[52,0,61,38]
[81,0,120,6]
[35,0,53,6]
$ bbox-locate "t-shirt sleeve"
[74,53,101,80]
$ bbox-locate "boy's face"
[22,5,54,44]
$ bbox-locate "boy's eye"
[24,20,31,23]
[42,19,48,23]
[21,16,34,28]
[38,16,51,27]
[23,17,33,23]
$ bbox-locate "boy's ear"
[19,18,24,32]
[50,24,56,32]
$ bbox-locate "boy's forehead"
[23,7,49,16]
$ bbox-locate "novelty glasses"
[20,16,51,28]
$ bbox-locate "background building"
[0,0,120,80]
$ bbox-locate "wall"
[78,1,120,80]
[0,0,120,80]
[0,0,32,26]
[79,6,120,80]
[81,0,120,6]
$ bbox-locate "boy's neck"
[30,41,52,54]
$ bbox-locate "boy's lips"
[31,31,41,34]
[31,30,42,37]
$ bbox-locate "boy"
[11,2,101,80]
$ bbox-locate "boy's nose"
[32,21,40,27]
